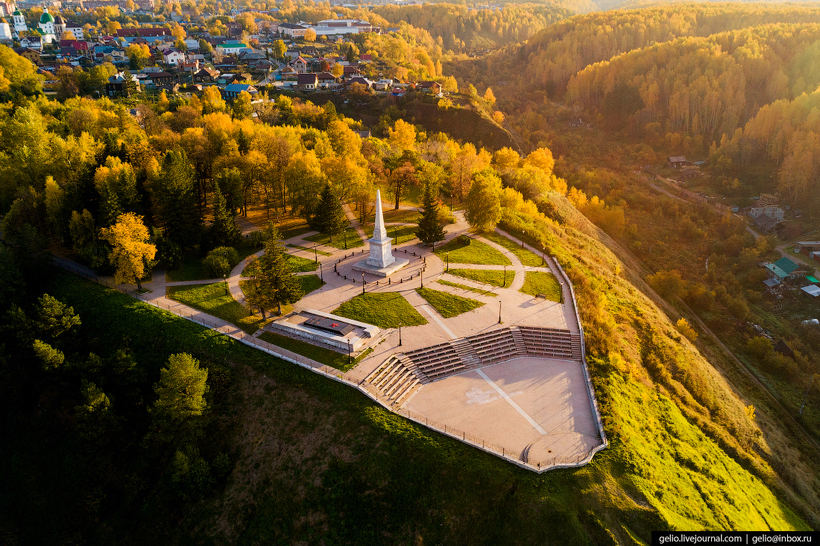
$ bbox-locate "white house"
[64,21,83,39]
[0,18,12,40]
[162,48,185,65]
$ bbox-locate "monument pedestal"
[352,189,409,277]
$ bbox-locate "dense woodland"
[3,1,820,543]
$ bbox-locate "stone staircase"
[449,338,483,370]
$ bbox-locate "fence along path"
[53,256,606,473]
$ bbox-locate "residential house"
[667,156,689,168]
[145,70,175,87]
[193,67,219,83]
[765,256,805,282]
[343,64,360,77]
[346,76,372,88]
[795,241,820,255]
[179,60,200,72]
[63,20,84,39]
[278,22,307,38]
[18,37,42,51]
[222,82,257,100]
[301,45,318,56]
[297,73,318,90]
[217,42,248,55]
[106,71,139,97]
[162,49,185,65]
[279,65,298,80]
[317,72,337,87]
[292,56,308,73]
[14,46,40,63]
[416,80,442,94]
[749,206,785,221]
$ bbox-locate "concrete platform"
[352,256,410,277]
[403,357,601,466]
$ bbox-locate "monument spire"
[374,189,387,241]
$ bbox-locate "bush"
[202,247,240,278]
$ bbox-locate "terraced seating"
[518,326,581,360]
[364,327,584,406]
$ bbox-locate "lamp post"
[223,274,228,295]
[542,245,546,266]
[498,301,502,324]
[503,264,507,287]
[446,251,449,272]
[313,243,318,263]
[398,321,402,346]
[319,262,323,282]
[344,229,347,249]
[420,268,423,288]
[362,273,365,295]
[348,338,352,364]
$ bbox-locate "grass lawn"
[416,287,484,318]
[437,279,498,297]
[433,236,511,266]
[166,282,268,334]
[305,227,365,249]
[447,268,514,288]
[277,218,313,240]
[520,271,563,302]
[242,254,318,276]
[167,246,260,282]
[299,274,324,295]
[484,232,544,267]
[332,293,427,328]
[364,224,418,245]
[287,243,332,256]
[258,331,372,372]
[383,209,420,223]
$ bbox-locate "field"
[434,236,511,265]
[416,287,485,318]
[166,282,268,334]
[520,271,563,302]
[448,268,514,288]
[332,293,428,328]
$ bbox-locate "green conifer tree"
[208,182,240,248]
[155,150,202,248]
[317,183,348,243]
[415,182,446,246]
[246,226,302,317]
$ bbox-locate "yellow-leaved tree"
[99,213,156,290]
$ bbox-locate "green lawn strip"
[166,282,268,334]
[416,287,484,318]
[437,279,498,297]
[484,232,544,267]
[520,271,563,302]
[382,209,420,223]
[258,331,372,372]
[167,246,260,282]
[298,274,324,295]
[287,243,332,256]
[364,224,418,244]
[305,227,365,249]
[433,236,511,265]
[279,223,313,240]
[448,268,514,288]
[332,293,427,328]
[242,253,318,276]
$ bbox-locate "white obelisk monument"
[353,190,409,277]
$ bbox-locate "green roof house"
[765,256,802,280]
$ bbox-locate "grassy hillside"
[403,98,518,151]
[37,187,819,542]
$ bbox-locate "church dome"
[39,11,54,24]
[13,9,22,16]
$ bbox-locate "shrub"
[202,246,240,278]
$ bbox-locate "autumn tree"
[416,181,445,246]
[387,157,417,210]
[465,169,502,232]
[232,90,253,120]
[304,28,317,42]
[98,213,157,290]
